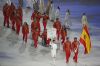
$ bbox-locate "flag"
[80,25,91,54]
[39,0,44,14]
[46,0,52,15]
[33,0,39,11]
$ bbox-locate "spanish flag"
[80,25,91,54]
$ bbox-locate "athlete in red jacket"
[53,18,61,40]
[31,11,37,21]
[22,22,29,43]
[43,13,49,30]
[16,16,21,35]
[36,12,42,34]
[32,28,39,48]
[16,6,23,26]
[72,37,80,63]
[3,3,10,28]
[31,18,38,32]
[10,3,16,30]
[63,37,71,63]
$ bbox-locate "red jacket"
[5,5,10,17]
[32,30,39,40]
[64,40,71,52]
[22,24,29,35]
[3,3,8,16]
[31,11,37,20]
[72,41,80,52]
[53,20,61,30]
[10,4,16,21]
[61,29,67,38]
[36,13,42,22]
[43,15,49,22]
[16,6,23,21]
[31,21,38,31]
[17,6,22,17]
[16,16,21,27]
[10,4,15,16]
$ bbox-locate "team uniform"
[3,3,10,28]
[9,3,16,30]
[36,12,42,34]
[22,23,29,43]
[72,39,80,63]
[16,6,23,26]
[53,19,61,40]
[32,29,39,48]
[15,16,21,35]
[43,14,49,30]
[63,39,71,63]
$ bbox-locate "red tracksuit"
[3,4,10,27]
[32,30,39,48]
[46,38,51,46]
[3,3,7,26]
[10,13,16,30]
[43,15,49,30]
[22,24,29,43]
[31,21,38,32]
[16,6,23,26]
[16,17,21,35]
[37,21,40,35]
[31,11,37,20]
[36,13,42,33]
[10,4,16,30]
[53,20,61,40]
[64,40,71,63]
[36,12,42,22]
[72,41,80,63]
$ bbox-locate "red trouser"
[16,24,20,35]
[20,16,22,26]
[56,30,60,40]
[46,39,50,46]
[37,22,41,35]
[23,34,28,43]
[66,51,71,63]
[11,20,15,30]
[4,16,9,27]
[73,51,78,63]
[33,38,38,48]
[43,22,47,30]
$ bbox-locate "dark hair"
[67,9,70,15]
[57,6,60,10]
[53,40,55,42]
[74,37,77,39]
[66,37,69,40]
[51,0,53,4]
[11,2,13,5]
[83,13,86,15]
[49,39,51,41]
[56,18,59,20]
